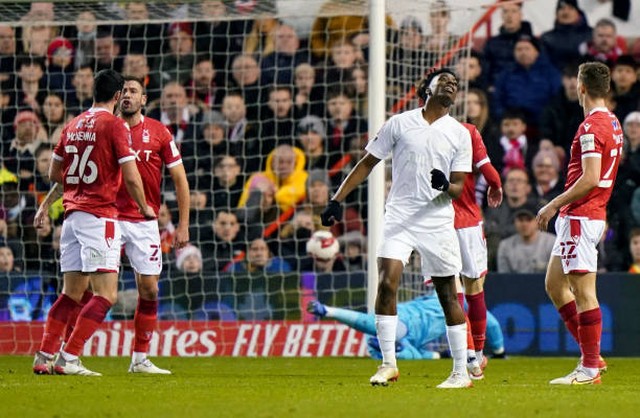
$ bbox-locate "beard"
[119,105,139,117]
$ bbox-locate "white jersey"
[366,108,472,229]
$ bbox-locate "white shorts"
[60,211,121,273]
[456,223,488,279]
[378,222,461,277]
[551,216,605,274]
[120,219,162,275]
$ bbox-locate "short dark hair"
[123,75,146,94]
[578,61,610,99]
[501,108,528,123]
[17,55,45,72]
[416,68,458,101]
[327,84,355,101]
[93,69,124,103]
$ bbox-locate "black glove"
[430,168,450,192]
[320,200,343,226]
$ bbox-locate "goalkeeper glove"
[320,200,343,226]
[430,168,449,192]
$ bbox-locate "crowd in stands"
[2,0,640,320]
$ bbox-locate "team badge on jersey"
[142,128,150,143]
[579,134,595,152]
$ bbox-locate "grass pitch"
[2,356,640,418]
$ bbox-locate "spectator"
[349,63,368,117]
[540,0,592,71]
[484,168,540,270]
[32,143,52,201]
[219,91,261,174]
[279,208,316,270]
[229,54,264,121]
[610,55,640,123]
[121,53,160,101]
[260,23,308,86]
[71,10,97,69]
[482,0,533,87]
[209,155,244,211]
[304,230,346,273]
[94,28,123,72]
[113,2,163,56]
[0,175,36,241]
[16,55,47,113]
[0,25,16,84]
[539,61,583,158]
[579,18,626,66]
[147,82,200,146]
[628,229,640,273]
[45,36,74,92]
[24,210,56,274]
[158,203,176,255]
[292,63,324,117]
[486,108,535,176]
[531,149,564,206]
[461,88,500,150]
[186,56,224,111]
[4,111,44,190]
[239,144,308,213]
[193,1,239,72]
[423,0,459,65]
[339,231,367,271]
[152,22,194,86]
[199,209,245,273]
[492,35,562,127]
[175,244,203,274]
[186,111,230,189]
[296,116,332,171]
[39,92,67,142]
[326,85,368,157]
[388,16,427,101]
[454,50,488,93]
[66,64,93,115]
[225,238,292,274]
[0,244,19,273]
[20,3,57,57]
[259,85,296,154]
[322,37,361,96]
[243,13,279,57]
[497,203,556,273]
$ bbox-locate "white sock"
[475,350,484,364]
[60,350,78,362]
[38,350,54,360]
[132,352,147,364]
[467,349,477,362]
[375,314,397,368]
[446,323,468,375]
[581,365,599,378]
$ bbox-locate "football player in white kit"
[321,69,474,389]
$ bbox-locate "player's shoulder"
[144,116,173,137]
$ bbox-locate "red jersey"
[560,108,624,220]
[454,123,501,229]
[116,116,183,221]
[53,108,135,219]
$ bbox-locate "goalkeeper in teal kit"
[308,295,505,360]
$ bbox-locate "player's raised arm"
[168,163,190,249]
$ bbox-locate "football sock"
[64,295,112,357]
[578,307,602,373]
[486,313,505,354]
[446,323,468,375]
[375,314,397,368]
[64,290,94,343]
[39,293,78,356]
[326,307,408,339]
[466,292,487,357]
[558,300,580,344]
[133,297,158,356]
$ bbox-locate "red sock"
[465,315,474,351]
[39,294,79,355]
[558,301,580,344]
[456,292,465,311]
[134,297,158,354]
[578,308,602,369]
[64,296,112,356]
[64,290,94,343]
[466,292,487,352]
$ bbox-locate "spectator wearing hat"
[579,18,627,67]
[94,29,123,73]
[540,0,593,71]
[152,22,195,86]
[496,203,556,274]
[46,36,75,92]
[482,0,534,87]
[539,60,583,158]
[611,55,640,123]
[175,244,203,273]
[296,115,334,171]
[4,111,44,191]
[492,34,562,127]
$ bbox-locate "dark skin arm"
[445,171,467,199]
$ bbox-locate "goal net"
[0,0,482,357]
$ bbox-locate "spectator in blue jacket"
[482,0,534,88]
[540,0,592,71]
[492,35,562,129]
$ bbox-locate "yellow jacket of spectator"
[238,146,308,212]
